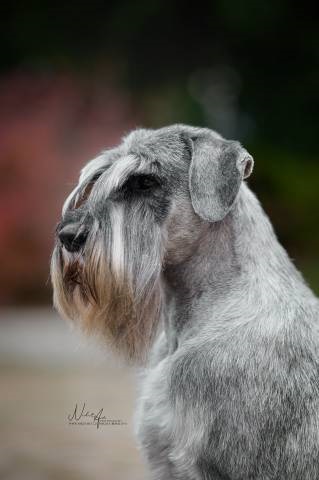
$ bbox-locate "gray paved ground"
[0,309,147,480]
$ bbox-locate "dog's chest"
[135,349,174,443]
[135,355,200,479]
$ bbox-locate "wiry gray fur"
[52,124,319,480]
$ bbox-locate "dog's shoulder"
[169,309,319,400]
[167,313,319,478]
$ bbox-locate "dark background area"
[0,0,318,303]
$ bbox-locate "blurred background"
[0,1,318,479]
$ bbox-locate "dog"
[51,125,319,479]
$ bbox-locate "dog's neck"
[163,183,314,350]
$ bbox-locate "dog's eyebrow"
[73,171,104,209]
[90,154,158,201]
[79,150,118,184]
[63,154,161,214]
[62,153,112,215]
[104,155,140,192]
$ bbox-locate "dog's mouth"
[61,250,83,289]
[57,245,99,306]
[51,238,164,364]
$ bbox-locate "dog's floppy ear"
[188,132,254,222]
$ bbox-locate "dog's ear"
[187,132,254,222]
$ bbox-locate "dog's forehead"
[123,127,186,161]
[80,128,187,184]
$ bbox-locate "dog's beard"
[51,208,164,364]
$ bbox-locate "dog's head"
[51,125,253,363]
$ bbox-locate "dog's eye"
[124,174,160,193]
[135,175,160,191]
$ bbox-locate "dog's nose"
[58,224,88,252]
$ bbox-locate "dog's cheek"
[164,197,205,265]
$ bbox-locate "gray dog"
[51,125,319,479]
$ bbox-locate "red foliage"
[0,72,139,304]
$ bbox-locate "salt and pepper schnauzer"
[51,125,319,479]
